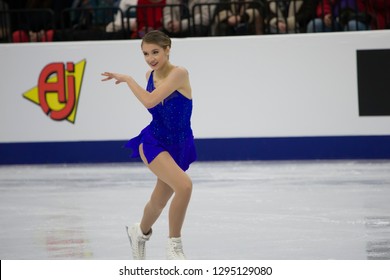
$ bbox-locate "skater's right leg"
[127,166,173,260]
[140,178,174,234]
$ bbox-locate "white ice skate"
[126,223,152,260]
[166,237,186,260]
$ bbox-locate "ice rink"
[0,160,389,260]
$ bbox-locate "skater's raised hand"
[101,72,130,84]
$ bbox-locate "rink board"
[1,31,390,164]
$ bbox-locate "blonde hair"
[141,30,171,50]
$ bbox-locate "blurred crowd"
[0,0,389,42]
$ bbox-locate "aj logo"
[23,60,86,123]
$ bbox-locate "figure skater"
[101,30,196,260]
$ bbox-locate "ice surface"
[0,161,389,260]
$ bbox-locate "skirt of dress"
[124,126,197,171]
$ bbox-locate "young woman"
[101,30,196,260]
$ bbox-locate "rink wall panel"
[1,136,390,164]
[1,31,390,164]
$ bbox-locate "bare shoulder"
[171,66,189,78]
[172,66,192,98]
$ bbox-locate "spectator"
[211,0,264,36]
[13,29,55,42]
[106,0,138,33]
[71,0,115,7]
[11,0,56,42]
[51,0,74,27]
[365,0,390,30]
[266,0,318,33]
[0,0,10,42]
[70,0,115,27]
[3,0,25,9]
[306,0,369,32]
[163,0,219,36]
[135,0,166,38]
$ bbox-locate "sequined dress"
[125,71,197,171]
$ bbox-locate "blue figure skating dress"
[125,71,197,171]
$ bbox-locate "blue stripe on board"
[1,135,390,165]
[196,136,390,161]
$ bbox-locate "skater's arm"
[101,67,187,109]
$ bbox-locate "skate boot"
[126,223,152,260]
[166,237,186,260]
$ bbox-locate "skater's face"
[142,43,170,70]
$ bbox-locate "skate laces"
[134,237,146,259]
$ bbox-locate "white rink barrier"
[1,31,390,163]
